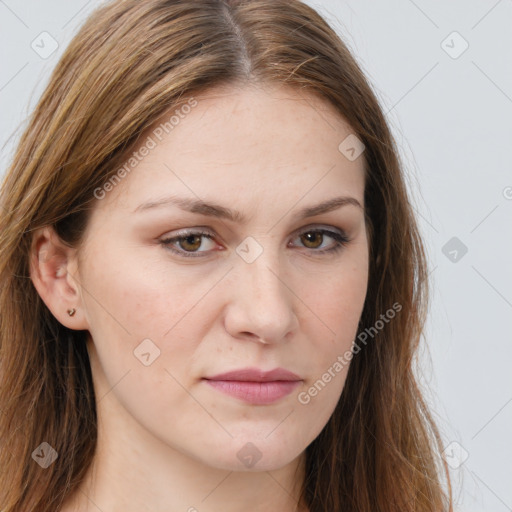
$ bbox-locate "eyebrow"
[133,194,363,222]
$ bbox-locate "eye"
[289,228,350,255]
[159,226,350,258]
[160,229,218,258]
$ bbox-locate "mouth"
[202,367,303,405]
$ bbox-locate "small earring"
[67,308,76,317]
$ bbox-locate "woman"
[0,0,452,510]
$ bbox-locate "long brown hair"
[0,0,452,510]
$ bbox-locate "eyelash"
[159,227,350,258]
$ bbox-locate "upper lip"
[204,367,301,382]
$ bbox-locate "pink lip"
[203,367,302,405]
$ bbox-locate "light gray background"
[1,1,511,510]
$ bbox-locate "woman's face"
[73,83,369,472]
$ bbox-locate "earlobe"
[29,226,88,330]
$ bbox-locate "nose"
[223,246,299,345]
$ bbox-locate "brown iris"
[179,234,203,252]
[300,231,323,249]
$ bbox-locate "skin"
[30,82,369,512]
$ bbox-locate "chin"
[197,435,305,473]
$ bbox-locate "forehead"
[95,83,366,216]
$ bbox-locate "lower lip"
[204,379,301,405]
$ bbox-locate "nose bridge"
[243,240,288,307]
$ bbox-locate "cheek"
[305,260,368,341]
[81,248,208,434]
[79,244,218,390]
[80,240,206,337]
[298,257,368,398]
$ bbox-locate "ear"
[29,226,89,330]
